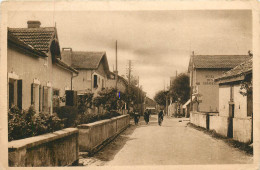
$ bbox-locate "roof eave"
[8,38,48,58]
[55,59,78,74]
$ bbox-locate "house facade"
[188,54,251,113]
[215,59,252,143]
[106,72,128,93]
[61,48,110,97]
[8,21,78,114]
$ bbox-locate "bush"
[33,112,64,136]
[74,111,121,126]
[8,106,28,141]
[78,93,94,114]
[8,106,64,141]
[55,106,78,127]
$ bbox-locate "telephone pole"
[127,60,132,113]
[115,41,118,90]
[128,60,132,92]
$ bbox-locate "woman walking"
[158,109,164,126]
[144,109,150,125]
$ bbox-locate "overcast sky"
[8,10,252,98]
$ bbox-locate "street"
[79,115,253,166]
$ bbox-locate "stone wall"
[209,115,229,137]
[190,112,207,128]
[233,117,252,143]
[78,115,130,153]
[8,128,79,167]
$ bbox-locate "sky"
[7,10,252,98]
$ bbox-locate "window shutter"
[39,85,42,112]
[42,86,49,112]
[94,75,98,88]
[44,87,49,112]
[17,80,22,110]
[9,82,14,109]
[31,83,35,106]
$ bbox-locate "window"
[94,75,98,88]
[8,79,22,109]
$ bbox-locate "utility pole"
[128,60,132,92]
[137,76,140,111]
[115,41,118,90]
[189,51,194,117]
[127,60,132,113]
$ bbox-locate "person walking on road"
[158,109,164,126]
[144,109,150,125]
[134,110,140,125]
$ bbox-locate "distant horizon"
[7,10,252,98]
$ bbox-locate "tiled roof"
[8,31,47,57]
[215,58,252,81]
[8,27,55,53]
[62,51,107,69]
[190,55,252,69]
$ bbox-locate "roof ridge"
[9,27,55,29]
[194,55,249,57]
[71,51,106,54]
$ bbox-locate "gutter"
[71,73,78,90]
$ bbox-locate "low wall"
[190,112,207,128]
[8,128,79,167]
[233,117,252,143]
[209,115,229,137]
[78,115,130,153]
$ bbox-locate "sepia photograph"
[0,1,259,169]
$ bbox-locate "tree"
[169,73,190,104]
[154,90,168,106]
[239,74,252,97]
[78,92,94,114]
[93,88,118,112]
[93,88,128,112]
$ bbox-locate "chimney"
[27,21,41,28]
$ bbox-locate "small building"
[215,58,252,143]
[61,48,110,97]
[188,54,251,113]
[8,21,78,114]
[145,97,156,111]
[106,72,128,93]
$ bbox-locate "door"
[227,104,234,138]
